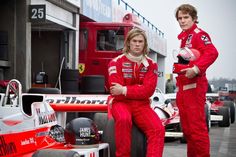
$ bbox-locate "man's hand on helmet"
[181,65,199,78]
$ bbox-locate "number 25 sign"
[29,5,46,22]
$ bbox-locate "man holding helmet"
[174,4,218,157]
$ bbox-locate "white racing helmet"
[177,47,200,62]
[172,48,201,74]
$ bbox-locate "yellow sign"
[78,63,85,74]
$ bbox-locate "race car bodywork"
[0,79,109,157]
[151,89,182,139]
[206,93,235,127]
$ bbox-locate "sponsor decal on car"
[45,95,108,105]
[0,136,17,156]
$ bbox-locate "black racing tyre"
[102,118,116,157]
[180,135,187,144]
[28,87,60,94]
[61,80,79,94]
[103,118,146,157]
[61,69,79,94]
[32,149,79,157]
[131,125,146,157]
[61,69,79,81]
[93,113,108,132]
[178,124,187,144]
[223,101,235,123]
[205,103,211,131]
[80,75,105,94]
[93,113,108,143]
[218,106,230,127]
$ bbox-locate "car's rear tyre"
[93,113,108,132]
[131,125,146,157]
[102,118,116,157]
[205,103,211,131]
[218,106,230,127]
[224,101,235,123]
[32,149,79,157]
[178,124,187,144]
[102,117,146,157]
[180,135,187,144]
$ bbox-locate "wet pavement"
[163,121,236,157]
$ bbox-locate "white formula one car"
[0,79,109,157]
[151,89,182,139]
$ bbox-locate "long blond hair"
[122,28,149,55]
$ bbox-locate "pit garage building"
[0,0,167,92]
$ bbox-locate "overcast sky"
[127,0,236,80]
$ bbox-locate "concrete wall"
[0,0,31,91]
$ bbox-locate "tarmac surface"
[163,120,236,157]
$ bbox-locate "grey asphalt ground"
[163,120,236,157]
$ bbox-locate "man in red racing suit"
[175,4,218,157]
[108,28,164,157]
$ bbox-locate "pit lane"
[163,120,236,157]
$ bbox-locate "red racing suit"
[108,54,164,157]
[176,24,218,157]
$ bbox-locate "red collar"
[178,24,198,40]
